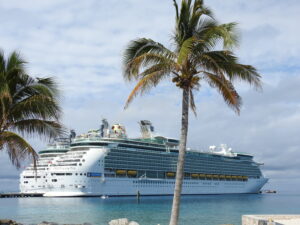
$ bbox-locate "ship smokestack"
[139,120,155,139]
[100,119,110,137]
[69,129,76,142]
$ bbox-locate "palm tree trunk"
[169,88,189,225]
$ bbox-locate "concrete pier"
[242,215,300,225]
[0,193,43,198]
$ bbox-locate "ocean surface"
[0,193,299,225]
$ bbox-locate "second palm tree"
[123,1,262,225]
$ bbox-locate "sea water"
[0,193,300,225]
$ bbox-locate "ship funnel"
[100,119,110,137]
[70,129,76,141]
[139,120,155,139]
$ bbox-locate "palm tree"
[0,50,64,168]
[122,1,262,224]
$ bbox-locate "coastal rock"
[38,222,85,225]
[128,222,139,225]
[108,218,139,225]
[38,222,59,225]
[108,218,128,225]
[0,219,19,225]
[0,221,92,225]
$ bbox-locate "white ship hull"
[43,177,268,197]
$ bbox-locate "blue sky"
[0,0,300,192]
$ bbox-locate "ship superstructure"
[20,120,268,196]
[19,138,70,193]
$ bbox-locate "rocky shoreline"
[0,219,140,225]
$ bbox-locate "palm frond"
[174,0,213,48]
[223,63,262,89]
[0,75,12,102]
[194,50,224,73]
[125,52,176,81]
[201,22,239,49]
[6,51,26,68]
[204,72,242,114]
[196,50,262,89]
[194,17,219,50]
[177,37,196,65]
[12,76,59,101]
[190,0,213,29]
[0,131,37,169]
[173,0,179,20]
[123,38,175,80]
[0,50,6,74]
[36,77,60,97]
[189,89,197,116]
[11,119,65,139]
[9,94,61,121]
[1,54,26,98]
[125,66,171,109]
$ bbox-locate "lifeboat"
[116,170,126,175]
[127,170,137,176]
[191,174,199,178]
[166,172,175,177]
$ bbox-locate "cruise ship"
[20,120,268,197]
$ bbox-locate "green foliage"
[123,0,261,114]
[0,50,64,168]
